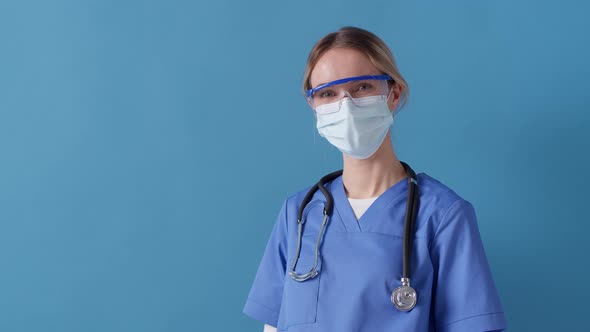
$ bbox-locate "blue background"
[1,0,588,331]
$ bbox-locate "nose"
[338,90,358,105]
[338,90,354,101]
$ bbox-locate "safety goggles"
[306,75,393,114]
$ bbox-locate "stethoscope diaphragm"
[391,277,417,311]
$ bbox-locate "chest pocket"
[277,254,322,330]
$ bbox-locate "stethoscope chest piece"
[391,277,417,312]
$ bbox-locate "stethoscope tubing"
[401,162,419,279]
[289,161,419,311]
[290,170,342,282]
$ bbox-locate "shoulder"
[281,182,317,219]
[286,183,316,204]
[416,171,467,207]
[415,171,477,237]
[416,171,463,202]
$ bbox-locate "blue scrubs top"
[243,172,507,331]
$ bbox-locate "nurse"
[243,26,507,332]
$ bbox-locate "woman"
[243,26,507,332]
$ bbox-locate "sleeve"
[242,199,289,327]
[430,199,507,332]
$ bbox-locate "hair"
[302,26,409,110]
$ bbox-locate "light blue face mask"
[315,95,393,159]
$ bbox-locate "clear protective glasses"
[306,75,393,114]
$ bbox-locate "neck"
[341,132,407,199]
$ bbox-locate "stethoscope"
[288,161,419,312]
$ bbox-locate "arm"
[243,200,289,328]
[430,199,507,332]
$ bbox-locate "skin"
[263,47,407,332]
[309,47,406,199]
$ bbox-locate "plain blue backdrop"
[1,0,589,331]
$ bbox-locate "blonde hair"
[302,26,409,110]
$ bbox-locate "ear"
[387,82,402,113]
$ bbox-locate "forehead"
[310,47,381,88]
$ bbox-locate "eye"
[356,83,373,92]
[318,90,336,99]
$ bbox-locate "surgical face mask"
[315,95,393,159]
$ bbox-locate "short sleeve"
[430,199,507,332]
[242,199,289,327]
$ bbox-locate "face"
[309,47,401,111]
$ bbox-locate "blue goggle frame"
[306,74,393,98]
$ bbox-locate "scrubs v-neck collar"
[330,174,410,232]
